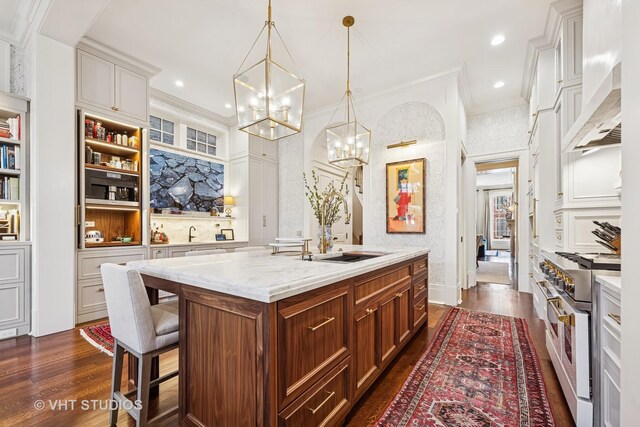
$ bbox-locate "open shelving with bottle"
[0,92,29,242]
[78,110,145,249]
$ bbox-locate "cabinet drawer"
[602,348,621,427]
[412,275,428,302]
[78,280,107,313]
[412,257,428,277]
[150,248,168,259]
[354,266,411,306]
[78,250,146,280]
[278,283,350,408]
[555,231,563,248]
[0,281,26,327]
[278,358,350,427]
[555,213,563,229]
[0,248,25,285]
[413,298,427,329]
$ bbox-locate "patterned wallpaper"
[278,133,305,237]
[365,102,447,285]
[9,44,27,96]
[466,104,529,156]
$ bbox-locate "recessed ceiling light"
[224,103,232,109]
[494,81,505,89]
[175,80,184,87]
[491,34,505,46]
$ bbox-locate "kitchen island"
[128,245,429,427]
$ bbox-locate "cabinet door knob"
[558,80,564,84]
[396,292,403,298]
[365,308,374,315]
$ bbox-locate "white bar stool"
[101,264,179,427]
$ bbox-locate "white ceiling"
[86,0,552,118]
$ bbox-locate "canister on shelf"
[85,119,94,138]
[116,134,122,145]
[85,146,93,164]
[122,131,128,145]
[94,121,102,139]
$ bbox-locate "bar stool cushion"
[150,304,179,336]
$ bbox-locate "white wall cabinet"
[0,245,30,337]
[114,65,148,121]
[76,42,153,124]
[249,135,279,162]
[249,158,278,245]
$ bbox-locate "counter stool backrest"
[100,264,155,354]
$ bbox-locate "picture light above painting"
[150,148,224,212]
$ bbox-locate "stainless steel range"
[540,250,620,427]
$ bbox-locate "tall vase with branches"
[304,170,349,251]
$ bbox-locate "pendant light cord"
[346,24,351,122]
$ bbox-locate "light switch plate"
[85,221,95,227]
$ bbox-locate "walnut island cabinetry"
[128,245,429,426]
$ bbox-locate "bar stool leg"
[136,353,152,427]
[110,340,125,427]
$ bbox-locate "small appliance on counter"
[85,230,104,243]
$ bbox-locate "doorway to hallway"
[474,160,519,289]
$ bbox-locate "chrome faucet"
[319,190,351,254]
[188,226,197,243]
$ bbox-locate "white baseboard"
[428,283,446,304]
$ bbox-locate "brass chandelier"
[233,0,305,141]
[325,16,371,168]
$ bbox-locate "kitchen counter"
[149,240,248,247]
[596,274,621,293]
[128,244,429,426]
[128,244,429,302]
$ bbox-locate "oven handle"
[548,297,574,326]
[536,280,555,300]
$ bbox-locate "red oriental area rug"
[80,322,114,357]
[376,307,555,426]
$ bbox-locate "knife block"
[611,236,621,255]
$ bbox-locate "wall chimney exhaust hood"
[563,63,621,152]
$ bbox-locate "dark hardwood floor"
[0,285,573,427]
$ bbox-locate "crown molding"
[521,0,582,101]
[77,37,161,77]
[468,98,527,116]
[150,87,234,129]
[0,0,51,49]
[305,66,466,120]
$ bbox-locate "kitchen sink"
[314,251,387,263]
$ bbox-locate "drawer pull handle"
[308,317,335,332]
[97,288,104,293]
[365,308,374,315]
[416,285,426,291]
[307,390,335,415]
[415,304,425,311]
[395,292,403,298]
[608,313,621,325]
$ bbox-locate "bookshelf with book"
[0,91,30,339]
[0,92,28,243]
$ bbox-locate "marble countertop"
[150,240,248,247]
[128,244,429,302]
[596,274,621,294]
